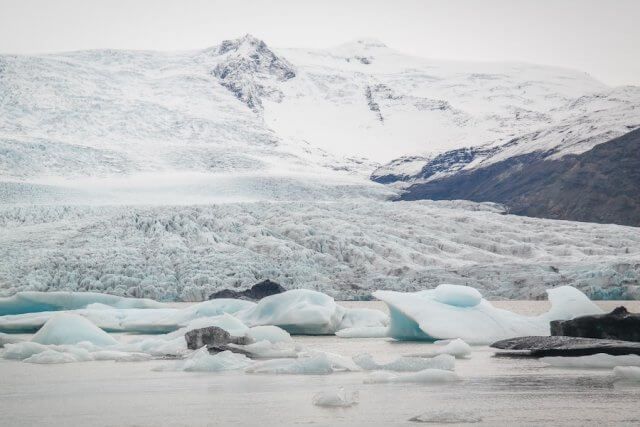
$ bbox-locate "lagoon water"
[2,301,640,426]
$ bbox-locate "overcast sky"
[1,0,638,85]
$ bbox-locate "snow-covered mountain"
[1,35,639,299]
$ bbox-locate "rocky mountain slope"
[398,128,640,226]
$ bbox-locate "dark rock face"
[185,326,248,350]
[551,307,640,342]
[491,335,640,357]
[396,128,640,227]
[208,279,286,301]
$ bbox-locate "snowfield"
[1,201,638,301]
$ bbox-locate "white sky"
[0,0,638,86]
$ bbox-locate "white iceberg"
[542,354,640,369]
[0,291,165,316]
[613,366,640,383]
[312,388,359,408]
[363,368,460,384]
[407,339,472,359]
[0,332,23,347]
[31,314,118,346]
[374,284,602,344]
[353,354,455,372]
[237,290,345,335]
[408,411,482,424]
[23,349,87,364]
[228,341,300,359]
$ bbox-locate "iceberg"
[374,284,602,344]
[31,314,118,346]
[363,368,460,384]
[237,290,345,335]
[408,339,472,359]
[353,353,455,372]
[23,349,86,364]
[312,388,359,408]
[0,332,23,347]
[0,291,165,316]
[228,341,300,359]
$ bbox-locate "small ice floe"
[245,325,293,344]
[363,368,460,384]
[153,347,251,372]
[312,387,359,408]
[0,332,23,347]
[542,354,640,369]
[408,410,482,423]
[613,366,640,383]
[353,354,455,372]
[227,340,300,359]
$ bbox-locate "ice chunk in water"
[246,353,334,375]
[0,291,164,315]
[245,325,292,344]
[312,387,359,407]
[238,290,345,335]
[31,314,118,346]
[542,354,640,369]
[0,332,23,347]
[374,285,602,344]
[354,354,455,372]
[2,342,50,360]
[363,368,460,384]
[408,339,472,359]
[433,284,482,307]
[613,366,640,382]
[23,350,84,364]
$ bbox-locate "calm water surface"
[1,301,639,426]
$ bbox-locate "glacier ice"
[408,411,482,424]
[542,354,640,369]
[374,285,602,344]
[363,368,460,384]
[0,291,164,316]
[31,314,118,346]
[408,339,472,359]
[312,388,359,408]
[23,349,88,364]
[613,366,640,383]
[0,332,23,347]
[227,341,300,359]
[237,289,345,335]
[353,353,455,372]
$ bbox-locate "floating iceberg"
[312,388,359,407]
[408,339,472,359]
[0,291,165,316]
[237,290,345,335]
[408,411,482,424]
[0,332,23,347]
[23,349,88,364]
[374,284,602,344]
[363,368,460,384]
[228,341,300,359]
[31,314,118,346]
[353,353,455,372]
[613,366,640,382]
[542,354,640,369]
